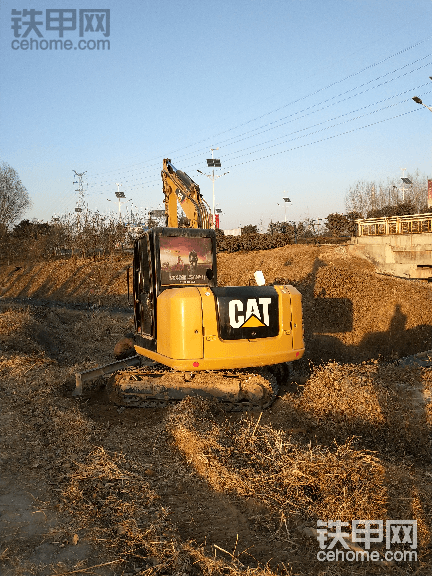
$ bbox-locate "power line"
[85,66,431,193]
[223,109,421,170]
[205,59,432,151]
[221,92,432,160]
[84,78,430,192]
[84,106,423,195]
[85,38,432,181]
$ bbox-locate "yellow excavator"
[74,160,304,410]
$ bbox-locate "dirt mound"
[218,244,432,363]
[0,304,133,366]
[0,256,131,308]
[2,245,432,365]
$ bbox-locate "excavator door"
[133,227,217,353]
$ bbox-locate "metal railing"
[356,213,432,236]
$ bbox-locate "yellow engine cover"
[156,287,203,360]
[134,285,304,371]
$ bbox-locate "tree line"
[345,170,429,217]
[2,159,431,264]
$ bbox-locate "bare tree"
[345,170,429,216]
[241,224,258,234]
[0,161,31,229]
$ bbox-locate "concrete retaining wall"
[348,233,432,278]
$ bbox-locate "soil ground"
[0,245,431,576]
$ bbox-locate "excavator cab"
[133,227,217,345]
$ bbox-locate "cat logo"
[229,298,272,329]
[212,286,279,340]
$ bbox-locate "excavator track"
[107,364,279,411]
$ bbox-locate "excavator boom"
[162,159,211,228]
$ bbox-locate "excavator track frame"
[106,364,281,411]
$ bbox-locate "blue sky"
[1,0,432,230]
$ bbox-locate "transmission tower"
[73,170,87,213]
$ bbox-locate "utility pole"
[412,90,432,208]
[389,185,397,204]
[288,221,298,244]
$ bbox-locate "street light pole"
[210,147,217,221]
[412,95,432,113]
[412,92,432,208]
[276,195,291,224]
[107,183,130,222]
[283,195,291,222]
[197,150,229,229]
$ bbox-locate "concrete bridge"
[348,213,432,279]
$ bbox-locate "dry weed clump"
[294,362,431,460]
[168,398,388,525]
[0,305,37,342]
[421,366,432,420]
[59,446,181,572]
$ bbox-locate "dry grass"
[1,245,432,576]
[59,446,177,572]
[293,362,432,459]
[0,256,131,307]
[169,397,388,523]
[0,311,291,575]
